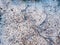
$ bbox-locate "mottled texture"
[0,0,60,45]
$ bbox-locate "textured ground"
[0,0,60,45]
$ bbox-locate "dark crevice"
[57,0,60,6]
[0,12,3,21]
